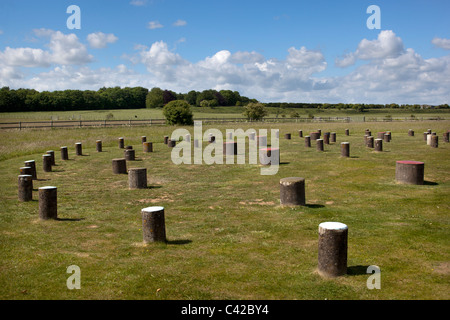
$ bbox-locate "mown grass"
[0,120,449,299]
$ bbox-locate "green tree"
[146,87,164,108]
[163,100,194,125]
[243,102,268,121]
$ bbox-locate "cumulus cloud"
[0,30,92,67]
[147,21,163,29]
[336,30,404,67]
[87,32,118,49]
[173,19,187,27]
[431,37,450,50]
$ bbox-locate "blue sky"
[1,0,449,104]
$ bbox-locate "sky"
[0,0,449,104]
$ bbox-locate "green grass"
[0,120,449,299]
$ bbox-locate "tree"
[243,102,268,121]
[163,100,194,125]
[185,90,198,106]
[146,87,164,108]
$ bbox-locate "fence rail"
[0,116,448,130]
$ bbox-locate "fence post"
[79,120,82,128]
[104,120,106,127]
[19,122,22,131]
[51,120,53,129]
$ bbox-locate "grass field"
[0,119,449,299]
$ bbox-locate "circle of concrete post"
[395,161,424,185]
[60,146,69,160]
[279,177,305,206]
[384,133,391,142]
[18,175,33,202]
[141,136,146,143]
[168,139,176,148]
[96,140,102,152]
[75,143,82,156]
[298,130,303,138]
[112,158,127,174]
[374,138,383,152]
[119,137,125,149]
[43,154,52,172]
[345,129,350,136]
[316,139,324,151]
[143,142,153,153]
[305,136,311,147]
[366,136,374,148]
[124,149,135,161]
[318,222,348,278]
[24,160,37,180]
[341,142,350,157]
[128,168,147,189]
[430,135,438,148]
[142,206,167,243]
[39,186,57,220]
[46,150,55,165]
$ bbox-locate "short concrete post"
[96,140,102,152]
[384,133,391,142]
[423,132,428,141]
[125,145,133,150]
[249,132,256,141]
[259,148,280,165]
[427,129,432,134]
[345,129,349,136]
[20,166,32,176]
[330,132,336,143]
[208,135,215,144]
[39,186,57,220]
[224,141,238,155]
[366,136,374,148]
[341,142,350,157]
[18,175,33,202]
[374,139,383,152]
[395,161,424,185]
[143,142,153,153]
[46,150,55,165]
[430,135,438,148]
[194,139,200,148]
[124,149,135,161]
[112,158,127,174]
[284,133,291,140]
[310,132,320,140]
[316,139,324,151]
[128,168,147,189]
[443,131,449,143]
[60,146,69,161]
[75,143,82,156]
[299,130,303,138]
[318,222,348,278]
[365,129,371,136]
[24,160,37,180]
[168,139,176,148]
[280,177,305,206]
[141,136,146,143]
[43,154,52,172]
[408,129,414,136]
[185,134,191,142]
[142,206,167,243]
[119,137,125,149]
[323,132,330,145]
[377,132,386,139]
[317,129,322,135]
[426,134,432,145]
[305,136,311,147]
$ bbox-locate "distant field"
[0,107,449,122]
[0,120,449,299]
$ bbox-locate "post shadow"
[347,265,371,276]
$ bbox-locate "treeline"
[145,88,257,108]
[265,102,450,111]
[0,86,148,112]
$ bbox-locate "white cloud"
[173,19,187,27]
[130,0,147,6]
[147,21,163,29]
[432,37,450,50]
[87,32,118,49]
[336,30,404,67]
